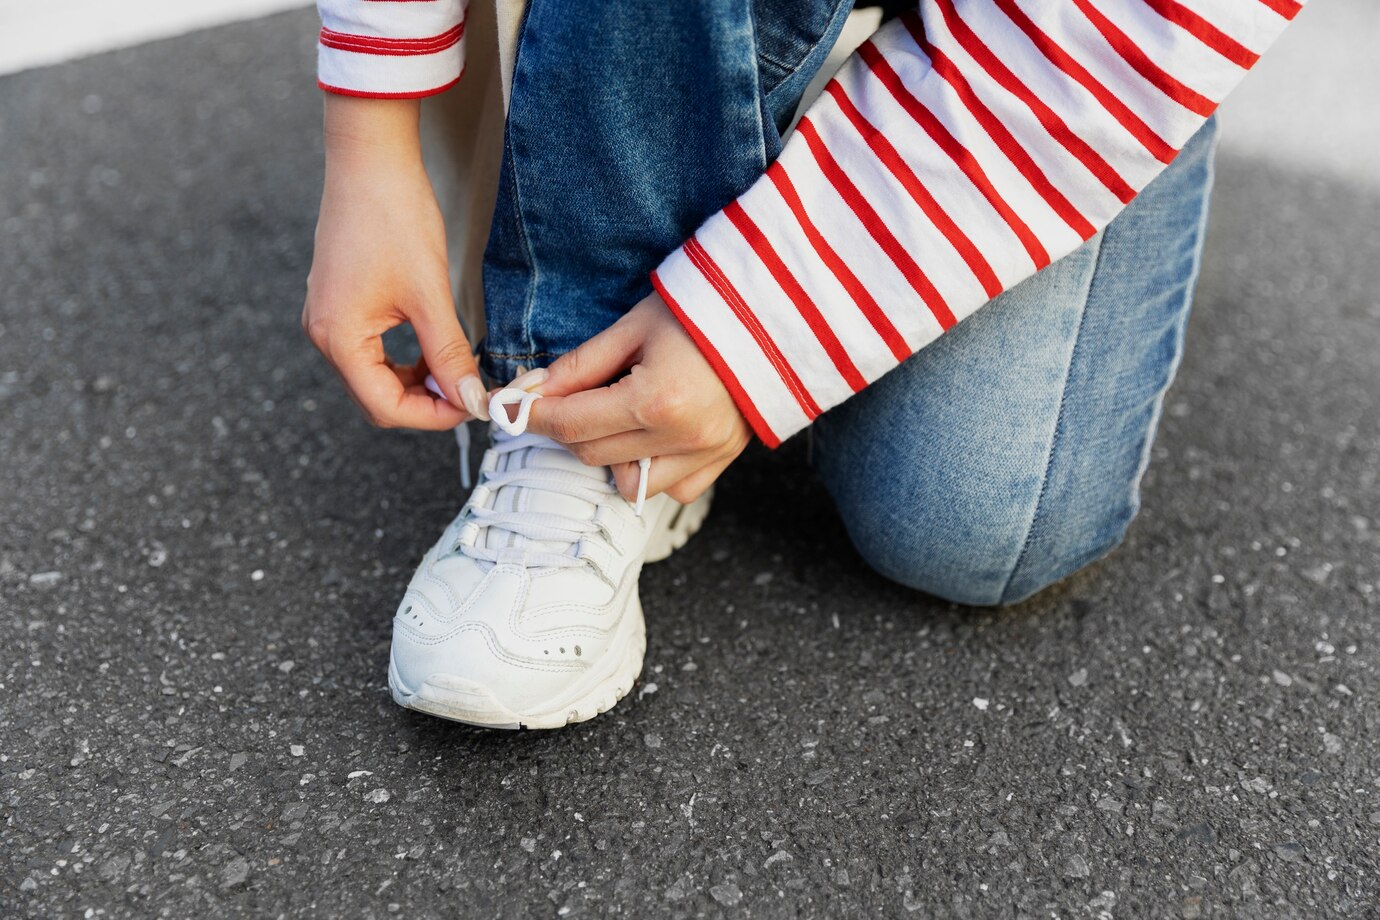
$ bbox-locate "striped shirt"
[316,0,1303,445]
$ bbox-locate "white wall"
[0,0,312,77]
[1217,0,1380,189]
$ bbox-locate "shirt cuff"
[317,0,466,98]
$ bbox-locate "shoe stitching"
[393,619,587,674]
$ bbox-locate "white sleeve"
[652,0,1303,445]
[316,0,468,98]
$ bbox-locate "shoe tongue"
[484,437,608,556]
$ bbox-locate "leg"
[478,0,854,382]
[811,117,1220,606]
[390,0,858,730]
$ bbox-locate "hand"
[302,96,487,430]
[524,292,752,503]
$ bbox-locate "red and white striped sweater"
[316,0,1303,446]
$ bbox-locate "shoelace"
[486,388,652,515]
[425,377,652,569]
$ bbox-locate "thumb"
[412,295,487,421]
[541,312,643,397]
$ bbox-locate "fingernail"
[458,375,490,421]
[508,367,549,392]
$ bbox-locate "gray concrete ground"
[2,9,1379,919]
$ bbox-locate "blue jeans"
[481,0,854,381]
[482,1,1218,606]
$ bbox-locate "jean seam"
[762,0,855,116]
[998,236,1105,604]
[744,3,771,167]
[504,7,540,361]
[485,350,561,360]
[757,48,797,74]
[772,1,852,86]
[1123,127,1218,513]
[998,120,1218,604]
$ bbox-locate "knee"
[995,501,1139,605]
[845,521,1002,607]
[840,492,1140,608]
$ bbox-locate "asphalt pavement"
[2,10,1378,919]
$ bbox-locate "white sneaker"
[388,392,711,729]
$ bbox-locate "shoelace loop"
[423,375,652,571]
[487,388,650,516]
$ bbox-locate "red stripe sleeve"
[1256,0,1303,18]
[723,201,868,392]
[798,118,958,331]
[899,13,1096,240]
[991,0,1177,164]
[825,79,1008,295]
[650,0,1299,446]
[1142,0,1261,67]
[899,15,1092,241]
[682,238,822,419]
[318,72,464,99]
[854,43,1049,273]
[651,270,780,448]
[1070,0,1217,117]
[932,0,1136,203]
[766,162,912,362]
[320,22,464,56]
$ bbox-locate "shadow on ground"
[2,12,1378,919]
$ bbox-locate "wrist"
[323,95,424,169]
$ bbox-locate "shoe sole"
[389,488,712,730]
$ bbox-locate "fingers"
[609,449,723,502]
[523,386,641,443]
[565,430,659,468]
[411,297,488,421]
[334,338,467,430]
[538,314,644,398]
[387,355,429,390]
[564,428,706,468]
[304,295,469,429]
[663,459,731,504]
